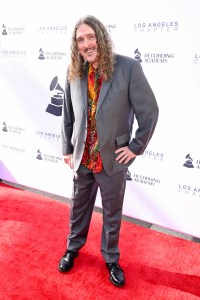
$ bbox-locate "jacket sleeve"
[128,60,159,155]
[61,75,74,155]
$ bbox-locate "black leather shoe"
[58,250,79,272]
[106,262,125,286]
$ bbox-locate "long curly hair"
[68,15,116,82]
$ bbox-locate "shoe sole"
[110,277,125,287]
[58,263,74,272]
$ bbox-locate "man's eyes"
[77,35,96,43]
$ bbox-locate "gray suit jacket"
[61,54,159,176]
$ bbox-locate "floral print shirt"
[81,64,103,173]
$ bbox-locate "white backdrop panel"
[1,0,200,238]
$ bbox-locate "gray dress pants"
[67,165,127,263]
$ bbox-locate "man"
[58,15,159,287]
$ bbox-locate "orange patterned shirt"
[81,64,103,173]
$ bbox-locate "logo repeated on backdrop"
[0,49,26,59]
[133,173,160,186]
[38,48,67,61]
[2,122,7,132]
[36,149,43,160]
[2,121,25,135]
[183,153,200,169]
[36,149,62,163]
[178,184,200,198]
[1,144,25,155]
[126,170,132,181]
[2,24,7,35]
[1,122,26,155]
[183,154,194,168]
[46,76,64,116]
[177,154,200,198]
[142,149,164,162]
[106,24,117,34]
[133,21,179,33]
[36,130,61,141]
[36,25,67,34]
[134,49,175,63]
[1,24,26,58]
[127,151,163,184]
[126,150,164,181]
[194,54,200,64]
[1,23,26,35]
[38,48,45,60]
[134,49,142,62]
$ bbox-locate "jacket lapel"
[80,63,89,116]
[96,80,112,114]
[97,59,118,114]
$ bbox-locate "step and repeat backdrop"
[0,0,200,237]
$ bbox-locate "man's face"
[76,23,99,68]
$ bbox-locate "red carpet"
[0,182,200,300]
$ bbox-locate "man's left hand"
[115,146,136,164]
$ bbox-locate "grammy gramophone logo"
[2,121,8,132]
[183,154,194,168]
[126,170,132,181]
[46,76,64,116]
[134,49,142,62]
[36,149,43,160]
[38,48,45,60]
[2,24,7,35]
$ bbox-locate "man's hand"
[115,146,136,164]
[63,154,74,169]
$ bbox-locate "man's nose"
[83,38,90,47]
